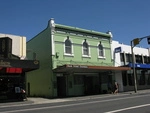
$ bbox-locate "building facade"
[111,40,150,92]
[26,19,130,98]
[0,33,39,100]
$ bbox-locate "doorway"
[57,76,66,97]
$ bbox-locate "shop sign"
[67,65,88,68]
[0,60,11,67]
[114,47,122,53]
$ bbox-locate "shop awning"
[0,59,39,73]
[127,63,150,69]
[53,64,131,73]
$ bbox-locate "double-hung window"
[65,38,72,54]
[98,44,104,57]
[83,41,89,56]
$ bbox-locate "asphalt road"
[0,93,150,113]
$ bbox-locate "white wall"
[0,33,26,59]
[111,40,150,92]
[111,40,149,66]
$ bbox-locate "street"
[0,93,150,113]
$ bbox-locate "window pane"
[135,55,142,63]
[65,39,71,54]
[144,56,148,63]
[99,50,104,56]
[83,42,89,55]
[65,47,71,53]
[98,44,104,57]
[148,74,150,85]
[83,49,88,55]
[74,75,84,85]
[120,53,125,62]
[139,71,145,85]
[126,54,129,62]
[122,71,127,86]
[128,73,134,86]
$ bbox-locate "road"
[0,93,150,113]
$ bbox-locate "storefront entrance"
[84,76,100,95]
[0,60,39,101]
[57,76,66,97]
[0,73,25,100]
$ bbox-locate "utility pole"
[131,35,150,93]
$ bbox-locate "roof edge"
[55,24,111,38]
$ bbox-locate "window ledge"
[64,53,74,57]
[82,55,91,58]
[98,56,106,59]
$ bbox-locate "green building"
[26,18,130,98]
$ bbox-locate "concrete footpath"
[27,89,150,104]
[0,89,150,106]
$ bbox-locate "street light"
[131,35,150,93]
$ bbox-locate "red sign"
[6,68,22,73]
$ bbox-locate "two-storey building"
[26,19,130,98]
[111,40,150,92]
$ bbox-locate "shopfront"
[0,59,39,101]
[122,63,150,91]
[54,64,131,97]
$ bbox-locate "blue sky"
[1,0,150,48]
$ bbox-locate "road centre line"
[1,94,150,113]
[104,104,150,113]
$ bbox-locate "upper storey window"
[65,37,72,54]
[83,39,89,56]
[98,42,104,58]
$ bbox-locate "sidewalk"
[27,89,150,104]
[0,89,150,106]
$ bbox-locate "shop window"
[148,74,150,85]
[74,75,84,85]
[138,71,145,85]
[148,57,150,63]
[128,73,134,86]
[122,71,127,86]
[65,37,72,54]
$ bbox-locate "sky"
[1,0,150,48]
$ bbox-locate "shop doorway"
[84,76,93,95]
[0,73,25,100]
[84,76,100,95]
[57,76,66,97]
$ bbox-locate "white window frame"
[64,37,74,56]
[97,43,105,59]
[82,40,91,58]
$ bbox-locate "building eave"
[55,24,111,38]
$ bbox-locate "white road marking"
[0,94,150,113]
[104,104,150,113]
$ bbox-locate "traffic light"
[133,38,140,46]
[147,37,150,44]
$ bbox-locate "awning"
[128,63,150,69]
[0,59,39,73]
[53,64,131,73]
